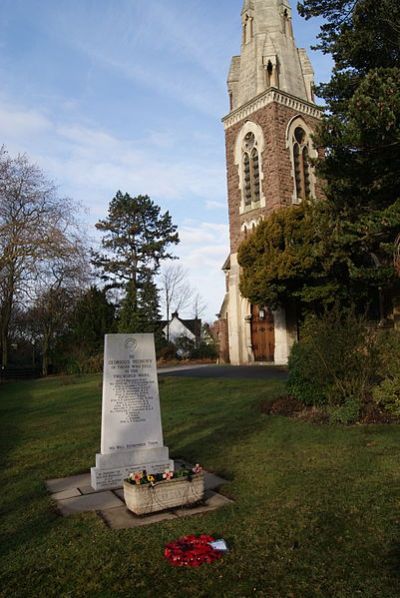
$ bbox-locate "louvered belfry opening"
[293,126,311,200]
[242,132,261,207]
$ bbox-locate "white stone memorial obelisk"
[91,334,173,490]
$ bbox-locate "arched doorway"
[251,305,274,362]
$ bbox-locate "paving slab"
[113,488,125,501]
[173,490,234,519]
[51,488,82,500]
[46,473,91,494]
[46,468,233,527]
[78,484,104,495]
[57,491,124,516]
[100,506,178,529]
[204,472,228,491]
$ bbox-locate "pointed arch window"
[242,13,254,44]
[242,132,261,207]
[287,119,316,203]
[282,8,293,37]
[266,61,273,87]
[265,58,279,88]
[235,121,265,214]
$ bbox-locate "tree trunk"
[1,329,8,369]
[42,334,50,377]
[0,272,15,368]
[166,304,170,343]
[0,301,11,368]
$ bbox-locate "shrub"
[190,342,218,360]
[55,348,105,375]
[375,329,400,378]
[287,341,328,406]
[372,377,400,416]
[329,398,362,425]
[157,342,177,361]
[288,306,379,410]
[84,353,104,374]
[174,336,195,359]
[372,329,400,415]
[261,395,304,416]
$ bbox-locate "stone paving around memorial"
[46,462,232,529]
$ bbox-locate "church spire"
[242,0,255,11]
[228,0,314,110]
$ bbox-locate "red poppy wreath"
[164,534,223,567]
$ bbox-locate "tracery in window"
[286,118,316,203]
[293,127,311,199]
[242,132,261,207]
[235,121,265,213]
[252,148,260,202]
[243,152,251,205]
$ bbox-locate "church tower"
[218,0,322,365]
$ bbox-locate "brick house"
[218,0,323,365]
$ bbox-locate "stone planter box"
[123,473,205,515]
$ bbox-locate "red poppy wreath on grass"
[164,534,223,567]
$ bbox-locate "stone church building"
[218,0,323,365]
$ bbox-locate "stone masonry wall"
[225,101,323,254]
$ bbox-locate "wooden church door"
[251,305,275,362]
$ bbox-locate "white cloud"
[44,0,227,118]
[206,199,226,210]
[0,102,51,140]
[0,98,228,321]
[174,220,229,321]
[0,99,225,205]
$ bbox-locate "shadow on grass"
[0,381,54,560]
[387,541,400,578]
[0,377,102,562]
[0,380,35,472]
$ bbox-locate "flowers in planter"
[125,464,203,486]
[128,471,144,485]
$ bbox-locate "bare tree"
[31,239,89,376]
[159,264,192,341]
[0,147,88,367]
[192,292,207,320]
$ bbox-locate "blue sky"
[0,0,332,321]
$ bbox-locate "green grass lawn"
[2,375,400,597]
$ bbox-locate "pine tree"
[299,0,400,316]
[69,286,116,353]
[92,192,179,332]
[118,276,160,334]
